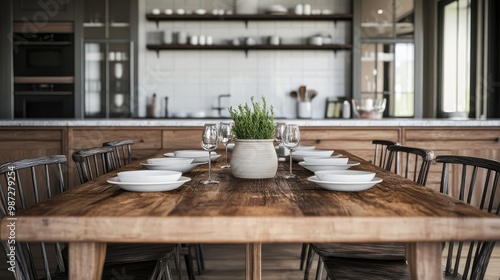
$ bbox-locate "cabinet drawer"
[163,128,203,149]
[301,127,400,142]
[69,128,162,150]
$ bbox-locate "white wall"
[138,0,352,119]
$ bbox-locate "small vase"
[231,139,278,179]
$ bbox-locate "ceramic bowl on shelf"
[116,170,182,183]
[314,170,376,182]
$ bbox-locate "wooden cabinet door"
[300,127,401,163]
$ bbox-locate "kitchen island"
[1,118,499,188]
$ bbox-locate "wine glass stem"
[208,151,212,181]
[224,144,228,166]
[289,148,293,176]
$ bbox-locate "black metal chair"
[72,147,181,280]
[0,156,169,280]
[103,139,134,168]
[322,155,500,280]
[299,140,400,272]
[304,145,435,280]
[372,139,399,168]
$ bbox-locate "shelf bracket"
[245,20,248,28]
[156,50,160,58]
[245,49,249,58]
[155,20,159,29]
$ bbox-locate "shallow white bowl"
[146,157,194,165]
[295,145,316,151]
[314,170,376,182]
[164,152,220,163]
[303,157,349,165]
[307,176,382,192]
[175,150,215,158]
[291,150,334,161]
[140,162,203,173]
[298,161,360,172]
[117,170,182,183]
[108,176,191,192]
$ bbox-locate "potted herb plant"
[228,96,278,179]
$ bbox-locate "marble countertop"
[1,118,499,127]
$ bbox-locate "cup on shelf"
[190,35,199,45]
[177,31,188,44]
[269,36,280,46]
[162,30,173,44]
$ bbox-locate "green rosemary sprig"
[228,96,275,139]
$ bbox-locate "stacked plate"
[298,156,360,172]
[141,157,203,173]
[164,150,221,163]
[107,170,191,192]
[308,170,382,192]
[291,149,340,162]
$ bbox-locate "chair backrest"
[435,155,500,279]
[372,140,399,168]
[72,146,116,184]
[102,139,134,168]
[0,155,67,279]
[385,145,435,185]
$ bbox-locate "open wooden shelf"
[147,44,352,57]
[146,13,353,22]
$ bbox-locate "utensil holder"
[297,102,312,119]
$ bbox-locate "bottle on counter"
[147,93,158,118]
[342,100,351,119]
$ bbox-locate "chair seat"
[62,243,178,266]
[312,242,406,260]
[324,257,465,280]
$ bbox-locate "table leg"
[406,242,442,280]
[245,243,262,280]
[69,242,107,280]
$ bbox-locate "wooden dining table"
[1,149,500,280]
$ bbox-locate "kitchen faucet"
[212,94,231,117]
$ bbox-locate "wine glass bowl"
[201,123,219,184]
[218,122,233,168]
[282,124,300,179]
[275,122,287,161]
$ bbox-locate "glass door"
[84,42,131,118]
[358,0,416,117]
[83,0,133,118]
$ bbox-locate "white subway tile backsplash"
[139,0,352,118]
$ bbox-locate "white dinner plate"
[298,160,360,172]
[107,176,191,192]
[307,176,383,192]
[164,152,220,163]
[175,150,214,157]
[140,162,203,173]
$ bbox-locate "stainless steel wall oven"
[13,22,74,118]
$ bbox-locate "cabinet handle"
[315,139,321,144]
[140,139,145,143]
[496,137,500,143]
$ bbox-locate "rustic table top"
[1,150,499,244]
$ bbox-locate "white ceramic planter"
[231,139,278,179]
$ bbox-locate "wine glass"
[275,122,287,161]
[218,122,233,168]
[282,124,300,179]
[200,123,219,184]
